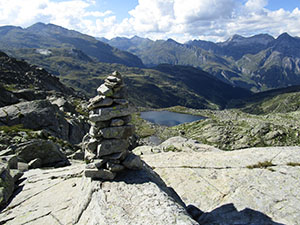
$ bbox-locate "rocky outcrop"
[0,51,74,95]
[0,99,88,145]
[83,71,141,180]
[0,85,19,107]
[139,139,300,225]
[0,162,197,224]
[6,139,69,168]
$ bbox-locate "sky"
[0,0,300,43]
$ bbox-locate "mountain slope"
[0,23,144,67]
[229,85,300,114]
[3,48,251,109]
[104,33,300,92]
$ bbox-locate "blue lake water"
[140,111,205,126]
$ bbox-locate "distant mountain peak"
[277,32,293,41]
[166,38,179,44]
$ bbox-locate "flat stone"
[88,96,113,110]
[104,80,119,89]
[107,162,125,172]
[84,168,116,180]
[122,153,143,170]
[113,99,128,106]
[99,125,135,139]
[110,118,124,127]
[90,105,133,122]
[96,84,113,97]
[97,139,128,157]
[106,76,121,83]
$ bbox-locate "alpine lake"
[140,110,205,126]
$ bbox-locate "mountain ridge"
[103,32,300,92]
[0,23,144,68]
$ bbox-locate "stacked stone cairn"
[83,71,143,180]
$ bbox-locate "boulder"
[8,139,68,167]
[122,153,143,170]
[0,86,19,107]
[0,164,14,208]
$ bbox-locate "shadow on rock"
[188,203,284,225]
[113,162,187,208]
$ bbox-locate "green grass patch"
[246,160,275,169]
[0,124,33,134]
[163,145,182,152]
[287,162,300,167]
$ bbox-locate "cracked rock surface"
[0,161,196,225]
[140,141,300,225]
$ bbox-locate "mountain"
[0,23,144,67]
[2,47,251,109]
[103,33,300,92]
[229,84,300,114]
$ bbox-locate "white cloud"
[0,0,300,43]
[245,0,268,13]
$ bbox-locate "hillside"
[229,85,300,114]
[104,33,300,92]
[0,23,144,67]
[3,48,251,109]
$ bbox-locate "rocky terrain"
[0,161,196,225]
[0,51,90,208]
[134,136,300,224]
[2,38,300,224]
[136,105,300,150]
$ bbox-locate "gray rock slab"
[99,125,134,139]
[89,104,133,122]
[88,96,113,110]
[0,162,196,225]
[110,118,124,127]
[97,139,128,157]
[141,145,300,225]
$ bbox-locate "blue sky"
[0,0,300,42]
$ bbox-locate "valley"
[1,22,300,224]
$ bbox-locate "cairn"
[83,71,142,180]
